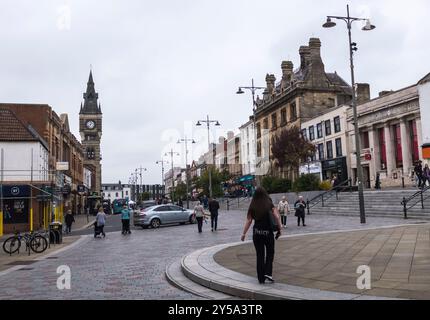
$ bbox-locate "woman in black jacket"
[241,187,282,284]
[294,196,307,227]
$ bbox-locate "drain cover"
[18,268,34,271]
[46,257,58,259]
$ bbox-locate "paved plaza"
[0,210,426,299]
[215,224,430,299]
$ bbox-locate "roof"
[0,108,48,148]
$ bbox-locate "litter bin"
[49,222,63,244]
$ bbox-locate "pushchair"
[94,222,105,238]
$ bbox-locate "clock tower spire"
[79,69,103,198]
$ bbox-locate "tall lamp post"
[322,4,376,224]
[156,159,169,198]
[178,136,196,209]
[196,115,221,198]
[236,79,265,186]
[135,166,147,202]
[165,149,180,202]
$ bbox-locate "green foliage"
[262,176,292,194]
[293,174,321,192]
[319,180,332,191]
[174,182,187,200]
[194,167,225,198]
[141,192,151,201]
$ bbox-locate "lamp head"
[192,140,196,144]
[215,121,221,126]
[362,19,375,31]
[196,121,201,126]
[323,17,336,28]
[236,87,245,94]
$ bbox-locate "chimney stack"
[281,61,294,89]
[299,46,311,70]
[356,83,371,105]
[264,74,276,97]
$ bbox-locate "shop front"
[321,157,348,183]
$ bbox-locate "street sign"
[56,162,69,171]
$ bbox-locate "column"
[400,118,412,175]
[384,123,395,176]
[368,126,376,186]
[371,125,381,172]
[416,117,423,160]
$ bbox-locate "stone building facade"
[347,74,429,188]
[254,37,352,179]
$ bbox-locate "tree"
[174,182,187,200]
[271,126,316,177]
[141,192,151,201]
[195,167,225,198]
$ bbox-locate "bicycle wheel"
[2,237,21,254]
[30,235,48,253]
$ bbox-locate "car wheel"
[179,222,185,225]
[141,225,148,229]
[151,218,161,229]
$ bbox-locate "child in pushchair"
[94,221,105,238]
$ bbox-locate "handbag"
[269,210,280,231]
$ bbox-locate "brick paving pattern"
[0,209,424,299]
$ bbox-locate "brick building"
[0,103,85,232]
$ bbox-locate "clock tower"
[79,70,102,196]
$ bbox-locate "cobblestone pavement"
[0,210,425,299]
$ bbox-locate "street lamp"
[177,136,196,209]
[236,79,265,186]
[196,115,221,198]
[165,149,180,202]
[156,159,169,198]
[135,166,147,202]
[322,4,376,224]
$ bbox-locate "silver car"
[133,204,196,229]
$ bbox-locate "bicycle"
[2,231,49,256]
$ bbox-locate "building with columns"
[418,74,430,161]
[347,74,428,188]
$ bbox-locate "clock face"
[86,120,95,129]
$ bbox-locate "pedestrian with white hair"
[294,195,307,227]
[277,196,290,228]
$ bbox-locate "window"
[410,120,419,163]
[317,123,323,139]
[393,124,403,168]
[115,192,119,197]
[309,126,315,141]
[271,113,277,129]
[378,128,386,170]
[290,103,297,121]
[301,129,307,141]
[334,116,341,133]
[326,141,333,159]
[125,191,129,196]
[325,120,331,136]
[318,143,324,160]
[257,141,261,157]
[335,138,342,157]
[362,131,370,149]
[256,123,261,138]
[263,118,269,130]
[281,108,287,124]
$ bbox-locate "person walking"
[241,187,282,284]
[414,160,424,188]
[193,201,206,233]
[95,207,106,238]
[294,196,307,227]
[423,163,430,187]
[208,197,220,232]
[64,209,75,234]
[277,196,290,228]
[202,195,209,210]
[121,204,131,235]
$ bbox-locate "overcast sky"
[1,0,429,184]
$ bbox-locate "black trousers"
[253,230,275,284]
[66,224,72,233]
[211,213,218,230]
[297,214,305,226]
[196,217,203,233]
[122,219,130,233]
[281,215,287,226]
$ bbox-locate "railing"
[401,185,430,219]
[219,196,251,211]
[306,179,352,215]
